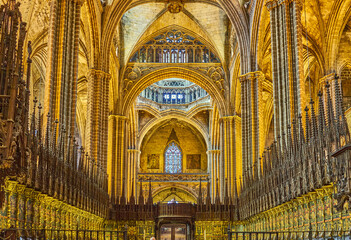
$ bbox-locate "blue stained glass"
[165,142,182,173]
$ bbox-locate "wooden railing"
[227,230,351,240]
[158,202,195,217]
[0,229,128,240]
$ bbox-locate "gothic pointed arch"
[121,67,228,117]
[100,0,250,73]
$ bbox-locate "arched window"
[129,29,220,63]
[164,142,182,173]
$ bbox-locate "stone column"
[266,0,305,143]
[86,69,111,169]
[127,149,139,199]
[208,149,220,201]
[240,71,265,176]
[234,116,242,193]
[108,115,128,202]
[209,108,221,201]
[221,116,235,199]
[43,0,85,146]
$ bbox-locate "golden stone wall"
[140,121,207,174]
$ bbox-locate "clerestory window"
[129,29,220,64]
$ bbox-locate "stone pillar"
[208,149,220,201]
[43,0,84,145]
[221,115,242,198]
[108,115,128,202]
[266,0,305,143]
[209,107,221,201]
[221,116,236,199]
[127,149,139,199]
[86,69,111,169]
[240,71,265,176]
[234,116,242,193]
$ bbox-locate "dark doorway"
[160,224,187,240]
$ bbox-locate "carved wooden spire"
[120,177,126,205]
[138,181,144,205]
[129,178,135,205]
[197,178,203,205]
[147,178,153,205]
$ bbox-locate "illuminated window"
[165,142,182,173]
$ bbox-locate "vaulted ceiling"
[9,0,351,149]
[120,2,229,63]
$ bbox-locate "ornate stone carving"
[138,173,208,182]
[167,1,183,14]
[123,65,154,93]
[123,63,226,96]
[192,65,226,93]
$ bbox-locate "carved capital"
[239,71,265,82]
[220,116,236,122]
[87,69,111,82]
[108,115,128,121]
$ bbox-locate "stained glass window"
[165,142,182,173]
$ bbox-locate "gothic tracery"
[1,0,351,238]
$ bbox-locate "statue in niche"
[147,154,160,169]
[186,154,201,169]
